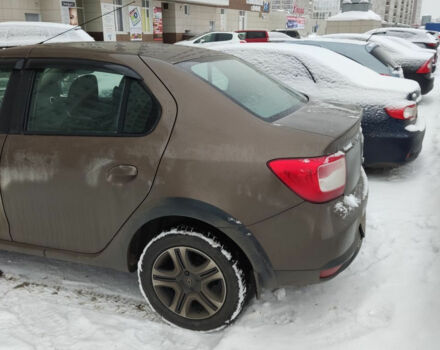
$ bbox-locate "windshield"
[179,58,307,121]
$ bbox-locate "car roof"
[299,38,368,46]
[0,21,76,29]
[0,42,227,64]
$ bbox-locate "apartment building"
[371,0,422,26]
[0,0,312,43]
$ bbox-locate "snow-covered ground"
[1,73,439,349]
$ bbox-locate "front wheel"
[138,230,248,331]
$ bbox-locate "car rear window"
[245,31,267,39]
[179,58,307,121]
[370,45,399,69]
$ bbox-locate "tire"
[138,229,247,331]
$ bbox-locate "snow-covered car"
[272,29,301,39]
[0,41,367,331]
[324,33,437,95]
[0,22,94,48]
[211,43,425,167]
[293,38,404,79]
[365,27,439,49]
[268,31,297,42]
[175,32,244,46]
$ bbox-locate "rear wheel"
[138,230,247,331]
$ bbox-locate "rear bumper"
[363,125,425,167]
[246,169,368,288]
[406,72,434,95]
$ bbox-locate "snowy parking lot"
[0,72,439,350]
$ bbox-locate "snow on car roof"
[0,21,94,47]
[301,37,368,46]
[209,42,420,108]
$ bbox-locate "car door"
[0,57,176,253]
[0,59,16,241]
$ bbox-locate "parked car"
[272,29,301,39]
[236,30,268,42]
[324,33,437,94]
[0,42,367,331]
[211,43,425,167]
[175,31,245,46]
[294,38,404,78]
[268,31,297,42]
[0,21,94,48]
[365,27,439,49]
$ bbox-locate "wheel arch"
[124,198,278,296]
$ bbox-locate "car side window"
[215,33,233,42]
[387,31,415,39]
[195,33,214,43]
[27,66,160,135]
[0,68,12,109]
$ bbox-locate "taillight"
[385,104,417,121]
[427,42,437,48]
[268,153,346,203]
[417,58,433,74]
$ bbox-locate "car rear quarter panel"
[142,57,335,226]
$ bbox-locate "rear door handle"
[106,165,138,185]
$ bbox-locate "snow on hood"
[327,10,382,22]
[209,43,420,109]
[0,21,94,47]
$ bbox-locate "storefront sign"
[293,5,305,15]
[286,16,305,29]
[129,6,143,41]
[60,0,77,25]
[262,1,270,13]
[153,7,163,41]
[101,3,116,41]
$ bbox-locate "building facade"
[370,0,422,26]
[0,0,325,42]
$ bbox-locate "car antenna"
[38,0,136,45]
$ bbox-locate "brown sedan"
[0,42,367,330]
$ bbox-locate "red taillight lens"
[268,153,346,203]
[385,104,417,121]
[427,42,437,48]
[320,265,342,278]
[417,58,433,74]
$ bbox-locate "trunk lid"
[275,99,363,195]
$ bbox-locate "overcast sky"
[421,0,440,19]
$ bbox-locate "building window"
[25,13,40,22]
[184,5,190,15]
[113,0,125,32]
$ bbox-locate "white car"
[175,32,245,47]
[0,22,94,48]
[365,27,438,49]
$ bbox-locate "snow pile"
[327,10,382,22]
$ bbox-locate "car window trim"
[20,60,162,138]
[0,59,19,133]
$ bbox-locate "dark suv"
[0,42,367,331]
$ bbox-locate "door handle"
[106,165,138,185]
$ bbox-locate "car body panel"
[0,42,366,293]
